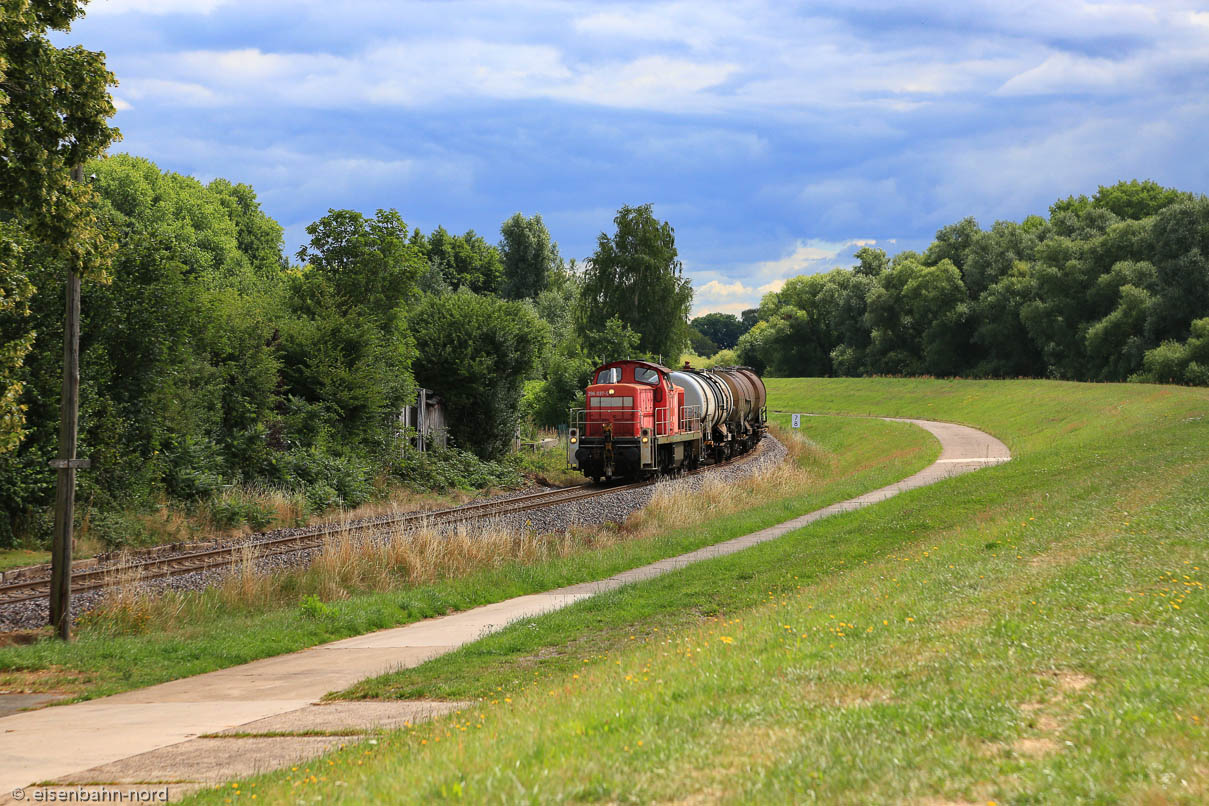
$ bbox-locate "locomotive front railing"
[571,404,702,438]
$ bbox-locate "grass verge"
[183,379,1208,805]
[0,415,935,701]
[0,550,51,573]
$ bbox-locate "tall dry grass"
[81,519,618,634]
[81,428,831,635]
[623,426,832,537]
[76,552,154,634]
[73,481,506,560]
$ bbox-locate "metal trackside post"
[49,165,88,641]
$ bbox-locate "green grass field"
[184,378,1208,805]
[0,415,933,701]
[0,550,50,573]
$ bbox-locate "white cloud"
[127,43,738,113]
[925,98,1209,224]
[692,300,752,316]
[92,0,1209,124]
[87,0,1209,119]
[556,56,739,110]
[692,278,763,316]
[695,279,751,300]
[67,0,1209,295]
[109,133,477,231]
[690,277,788,316]
[748,238,872,281]
[631,129,768,163]
[689,237,876,315]
[121,78,224,107]
[997,53,1147,96]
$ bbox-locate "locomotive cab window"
[595,368,621,384]
[635,367,658,384]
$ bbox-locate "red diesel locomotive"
[567,359,767,482]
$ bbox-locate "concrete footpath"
[0,417,1009,801]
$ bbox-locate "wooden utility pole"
[48,165,89,640]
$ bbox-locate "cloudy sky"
[58,0,1209,314]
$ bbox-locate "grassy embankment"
[0,415,934,701]
[187,379,1208,805]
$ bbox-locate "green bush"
[409,290,548,459]
[392,443,520,491]
[161,437,225,502]
[298,593,336,620]
[1135,317,1209,385]
[86,510,157,550]
[206,491,275,531]
[274,447,376,510]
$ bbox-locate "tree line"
[0,150,690,545]
[732,180,1209,387]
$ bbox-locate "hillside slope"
[187,379,1209,805]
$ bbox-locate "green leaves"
[0,1,120,277]
[500,213,561,300]
[410,291,549,459]
[1137,318,1209,385]
[418,226,504,295]
[0,223,35,453]
[577,204,693,364]
[690,312,746,351]
[0,1,121,456]
[296,208,424,319]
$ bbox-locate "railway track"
[0,476,672,608]
[0,439,768,609]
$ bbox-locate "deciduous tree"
[577,204,692,363]
[500,213,561,300]
[296,209,423,320]
[690,312,744,350]
[0,0,120,453]
[410,291,548,459]
[420,227,504,295]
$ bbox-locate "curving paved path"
[0,416,1009,800]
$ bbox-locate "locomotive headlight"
[608,388,615,395]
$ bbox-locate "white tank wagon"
[670,364,767,461]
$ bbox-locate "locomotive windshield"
[634,367,658,384]
[595,367,622,384]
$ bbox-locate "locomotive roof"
[593,359,674,376]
